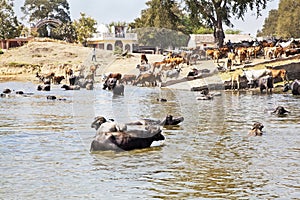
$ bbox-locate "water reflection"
[1,81,299,199]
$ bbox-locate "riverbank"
[1,39,300,90]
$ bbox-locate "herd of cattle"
[31,46,299,97]
[204,38,300,70]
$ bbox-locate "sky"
[13,0,279,37]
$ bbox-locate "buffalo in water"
[90,116,164,152]
[124,115,184,126]
[283,79,300,95]
[272,106,290,116]
[248,122,264,136]
[90,126,165,152]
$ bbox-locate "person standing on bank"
[92,47,96,62]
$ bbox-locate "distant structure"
[0,18,62,50]
[86,25,138,53]
[188,34,254,49]
[30,18,62,35]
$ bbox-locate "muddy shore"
[1,39,299,90]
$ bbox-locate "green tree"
[133,27,189,49]
[194,27,214,34]
[73,13,97,46]
[130,0,186,33]
[184,0,272,47]
[21,0,71,37]
[257,9,278,37]
[0,0,23,39]
[276,0,300,38]
[225,29,242,34]
[51,22,77,43]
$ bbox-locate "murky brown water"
[1,81,299,199]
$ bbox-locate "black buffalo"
[283,79,300,95]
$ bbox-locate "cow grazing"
[258,75,273,93]
[248,122,264,136]
[283,79,300,95]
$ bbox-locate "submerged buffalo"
[248,122,264,136]
[124,114,184,126]
[283,79,300,95]
[90,116,166,151]
[90,126,165,152]
[272,106,290,116]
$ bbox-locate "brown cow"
[36,72,55,84]
[53,76,65,85]
[270,69,288,84]
[103,73,122,90]
[213,50,221,63]
[119,74,137,84]
[227,52,236,70]
[285,48,300,57]
[236,47,248,64]
[107,73,122,80]
[205,49,217,60]
[230,70,244,90]
[133,72,162,87]
[247,46,262,59]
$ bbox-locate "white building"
[87,25,138,53]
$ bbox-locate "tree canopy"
[276,0,300,38]
[0,0,23,39]
[258,0,300,38]
[73,13,97,46]
[21,0,71,37]
[21,0,71,23]
[257,9,278,37]
[133,27,189,49]
[184,0,271,47]
[130,0,186,33]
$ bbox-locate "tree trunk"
[214,19,225,48]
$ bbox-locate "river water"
[1,81,299,199]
